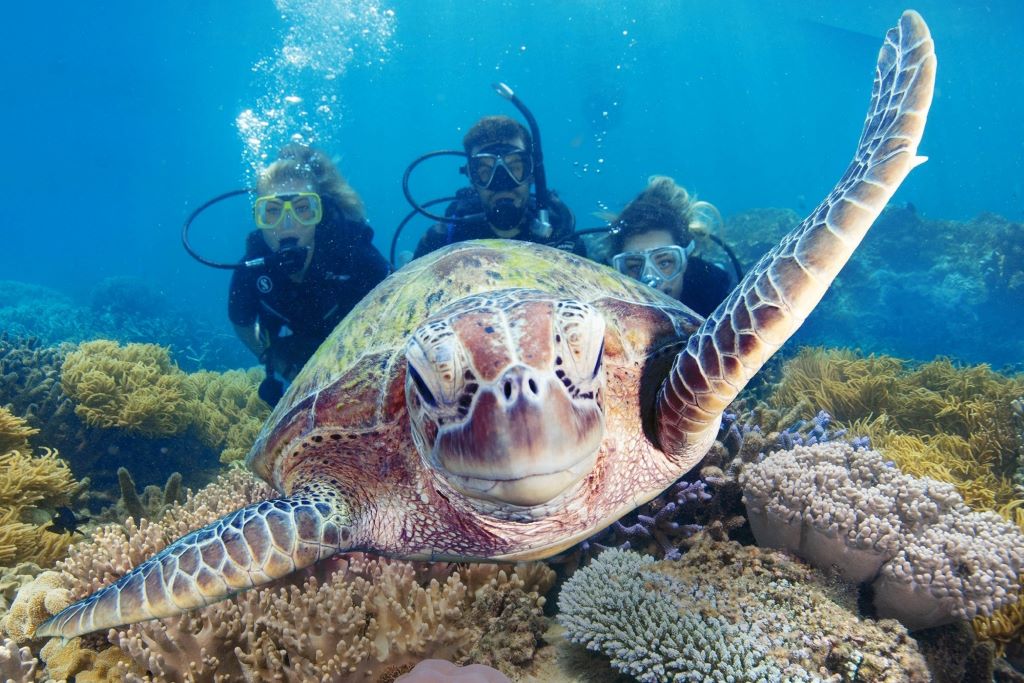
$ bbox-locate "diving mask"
[465,144,533,191]
[611,243,694,289]
[254,192,323,230]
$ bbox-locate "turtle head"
[405,292,606,508]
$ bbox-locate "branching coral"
[0,637,37,682]
[558,541,931,682]
[0,407,36,455]
[61,340,194,437]
[741,442,1024,630]
[25,469,555,682]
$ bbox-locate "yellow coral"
[0,408,37,456]
[0,448,78,567]
[184,368,269,464]
[771,348,1024,510]
[61,341,193,437]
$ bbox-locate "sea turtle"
[39,11,935,638]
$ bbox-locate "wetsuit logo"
[257,275,273,293]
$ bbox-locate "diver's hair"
[258,144,366,224]
[609,176,721,254]
[462,115,533,156]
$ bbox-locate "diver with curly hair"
[609,176,733,317]
[228,144,389,405]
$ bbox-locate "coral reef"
[558,540,931,682]
[18,469,555,682]
[726,208,1024,367]
[0,282,92,346]
[396,659,512,682]
[61,340,194,437]
[184,368,270,464]
[769,347,1024,510]
[741,441,1024,630]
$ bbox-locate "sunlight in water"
[236,0,396,180]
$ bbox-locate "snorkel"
[492,81,552,239]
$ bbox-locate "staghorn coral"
[61,340,194,437]
[558,540,931,682]
[26,469,555,682]
[184,368,269,464]
[741,441,1024,630]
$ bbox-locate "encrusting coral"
[741,441,1024,631]
[558,539,931,682]
[16,469,556,682]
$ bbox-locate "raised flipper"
[35,482,354,638]
[656,11,936,462]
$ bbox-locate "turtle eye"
[407,364,438,407]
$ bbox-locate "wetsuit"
[678,257,733,318]
[413,188,585,259]
[228,219,389,380]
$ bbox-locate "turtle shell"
[247,239,702,494]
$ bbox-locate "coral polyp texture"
[558,541,931,682]
[741,441,1024,630]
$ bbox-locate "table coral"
[558,540,932,682]
[741,442,1024,630]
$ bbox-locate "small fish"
[44,506,89,536]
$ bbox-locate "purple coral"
[740,441,1024,630]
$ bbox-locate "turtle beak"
[433,364,604,507]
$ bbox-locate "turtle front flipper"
[656,11,936,462]
[35,483,354,639]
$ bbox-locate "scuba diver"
[608,176,734,318]
[397,83,584,264]
[413,115,583,258]
[182,143,389,407]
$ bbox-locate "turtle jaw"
[432,368,605,507]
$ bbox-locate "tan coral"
[61,340,193,437]
[184,368,270,464]
[0,407,37,455]
[0,571,72,642]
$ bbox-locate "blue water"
[2,1,1022,364]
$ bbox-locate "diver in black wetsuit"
[609,176,733,318]
[228,144,389,406]
[413,115,585,259]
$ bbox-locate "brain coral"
[741,441,1024,630]
[558,541,930,682]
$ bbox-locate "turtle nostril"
[527,378,538,395]
[503,380,514,400]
